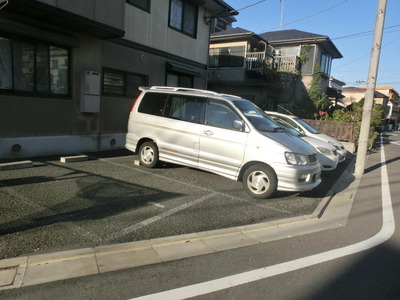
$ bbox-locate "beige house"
[341,86,396,107]
[341,87,385,105]
[0,0,236,159]
[207,28,344,112]
[260,29,343,102]
[341,86,400,127]
[208,27,279,109]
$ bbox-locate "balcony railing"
[245,52,273,72]
[274,55,300,73]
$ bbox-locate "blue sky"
[223,0,400,91]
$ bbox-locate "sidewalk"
[0,155,359,290]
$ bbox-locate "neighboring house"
[374,86,400,113]
[259,29,343,104]
[208,27,280,109]
[207,28,344,111]
[0,0,236,159]
[328,77,346,107]
[342,86,400,126]
[342,87,389,106]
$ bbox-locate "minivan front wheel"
[139,141,159,168]
[243,164,277,199]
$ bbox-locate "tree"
[308,65,328,112]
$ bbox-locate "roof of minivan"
[140,86,244,101]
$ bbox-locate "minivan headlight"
[317,147,333,156]
[285,152,308,166]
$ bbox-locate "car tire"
[139,141,159,168]
[242,164,277,199]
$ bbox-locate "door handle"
[203,130,214,136]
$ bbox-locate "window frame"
[320,53,332,76]
[166,72,194,88]
[208,45,245,68]
[0,33,70,97]
[169,0,198,38]
[102,68,148,97]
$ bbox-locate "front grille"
[308,154,317,163]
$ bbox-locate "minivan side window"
[165,96,205,124]
[205,101,241,130]
[138,93,167,116]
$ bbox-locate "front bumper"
[273,162,322,192]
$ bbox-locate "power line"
[230,0,267,14]
[332,24,400,40]
[333,36,400,70]
[263,0,350,32]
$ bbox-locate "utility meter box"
[80,71,100,113]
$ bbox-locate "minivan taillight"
[130,92,143,112]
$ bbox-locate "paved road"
[0,149,352,259]
[1,132,398,299]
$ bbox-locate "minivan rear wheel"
[139,141,159,168]
[242,164,277,199]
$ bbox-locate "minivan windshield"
[272,118,303,137]
[233,100,282,132]
[294,118,320,134]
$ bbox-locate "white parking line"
[130,135,395,300]
[105,193,217,242]
[147,201,166,208]
[98,157,292,214]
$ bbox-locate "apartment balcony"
[245,52,274,74]
[274,55,301,73]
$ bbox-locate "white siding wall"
[124,4,210,65]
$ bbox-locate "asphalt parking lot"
[0,149,354,260]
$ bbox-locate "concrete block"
[0,161,33,171]
[60,155,89,163]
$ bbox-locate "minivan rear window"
[138,93,167,116]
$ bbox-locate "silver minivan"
[126,87,321,199]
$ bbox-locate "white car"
[266,111,347,162]
[126,86,322,199]
[270,116,339,171]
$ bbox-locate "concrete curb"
[0,158,360,290]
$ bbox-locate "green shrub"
[328,99,384,149]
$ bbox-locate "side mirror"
[233,119,245,131]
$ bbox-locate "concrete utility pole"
[355,0,387,175]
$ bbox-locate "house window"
[126,0,150,12]
[274,46,300,56]
[103,68,148,97]
[166,72,193,88]
[169,0,198,37]
[0,35,69,95]
[320,53,332,75]
[209,46,245,68]
[215,19,227,31]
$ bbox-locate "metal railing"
[274,56,300,73]
[245,51,275,72]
